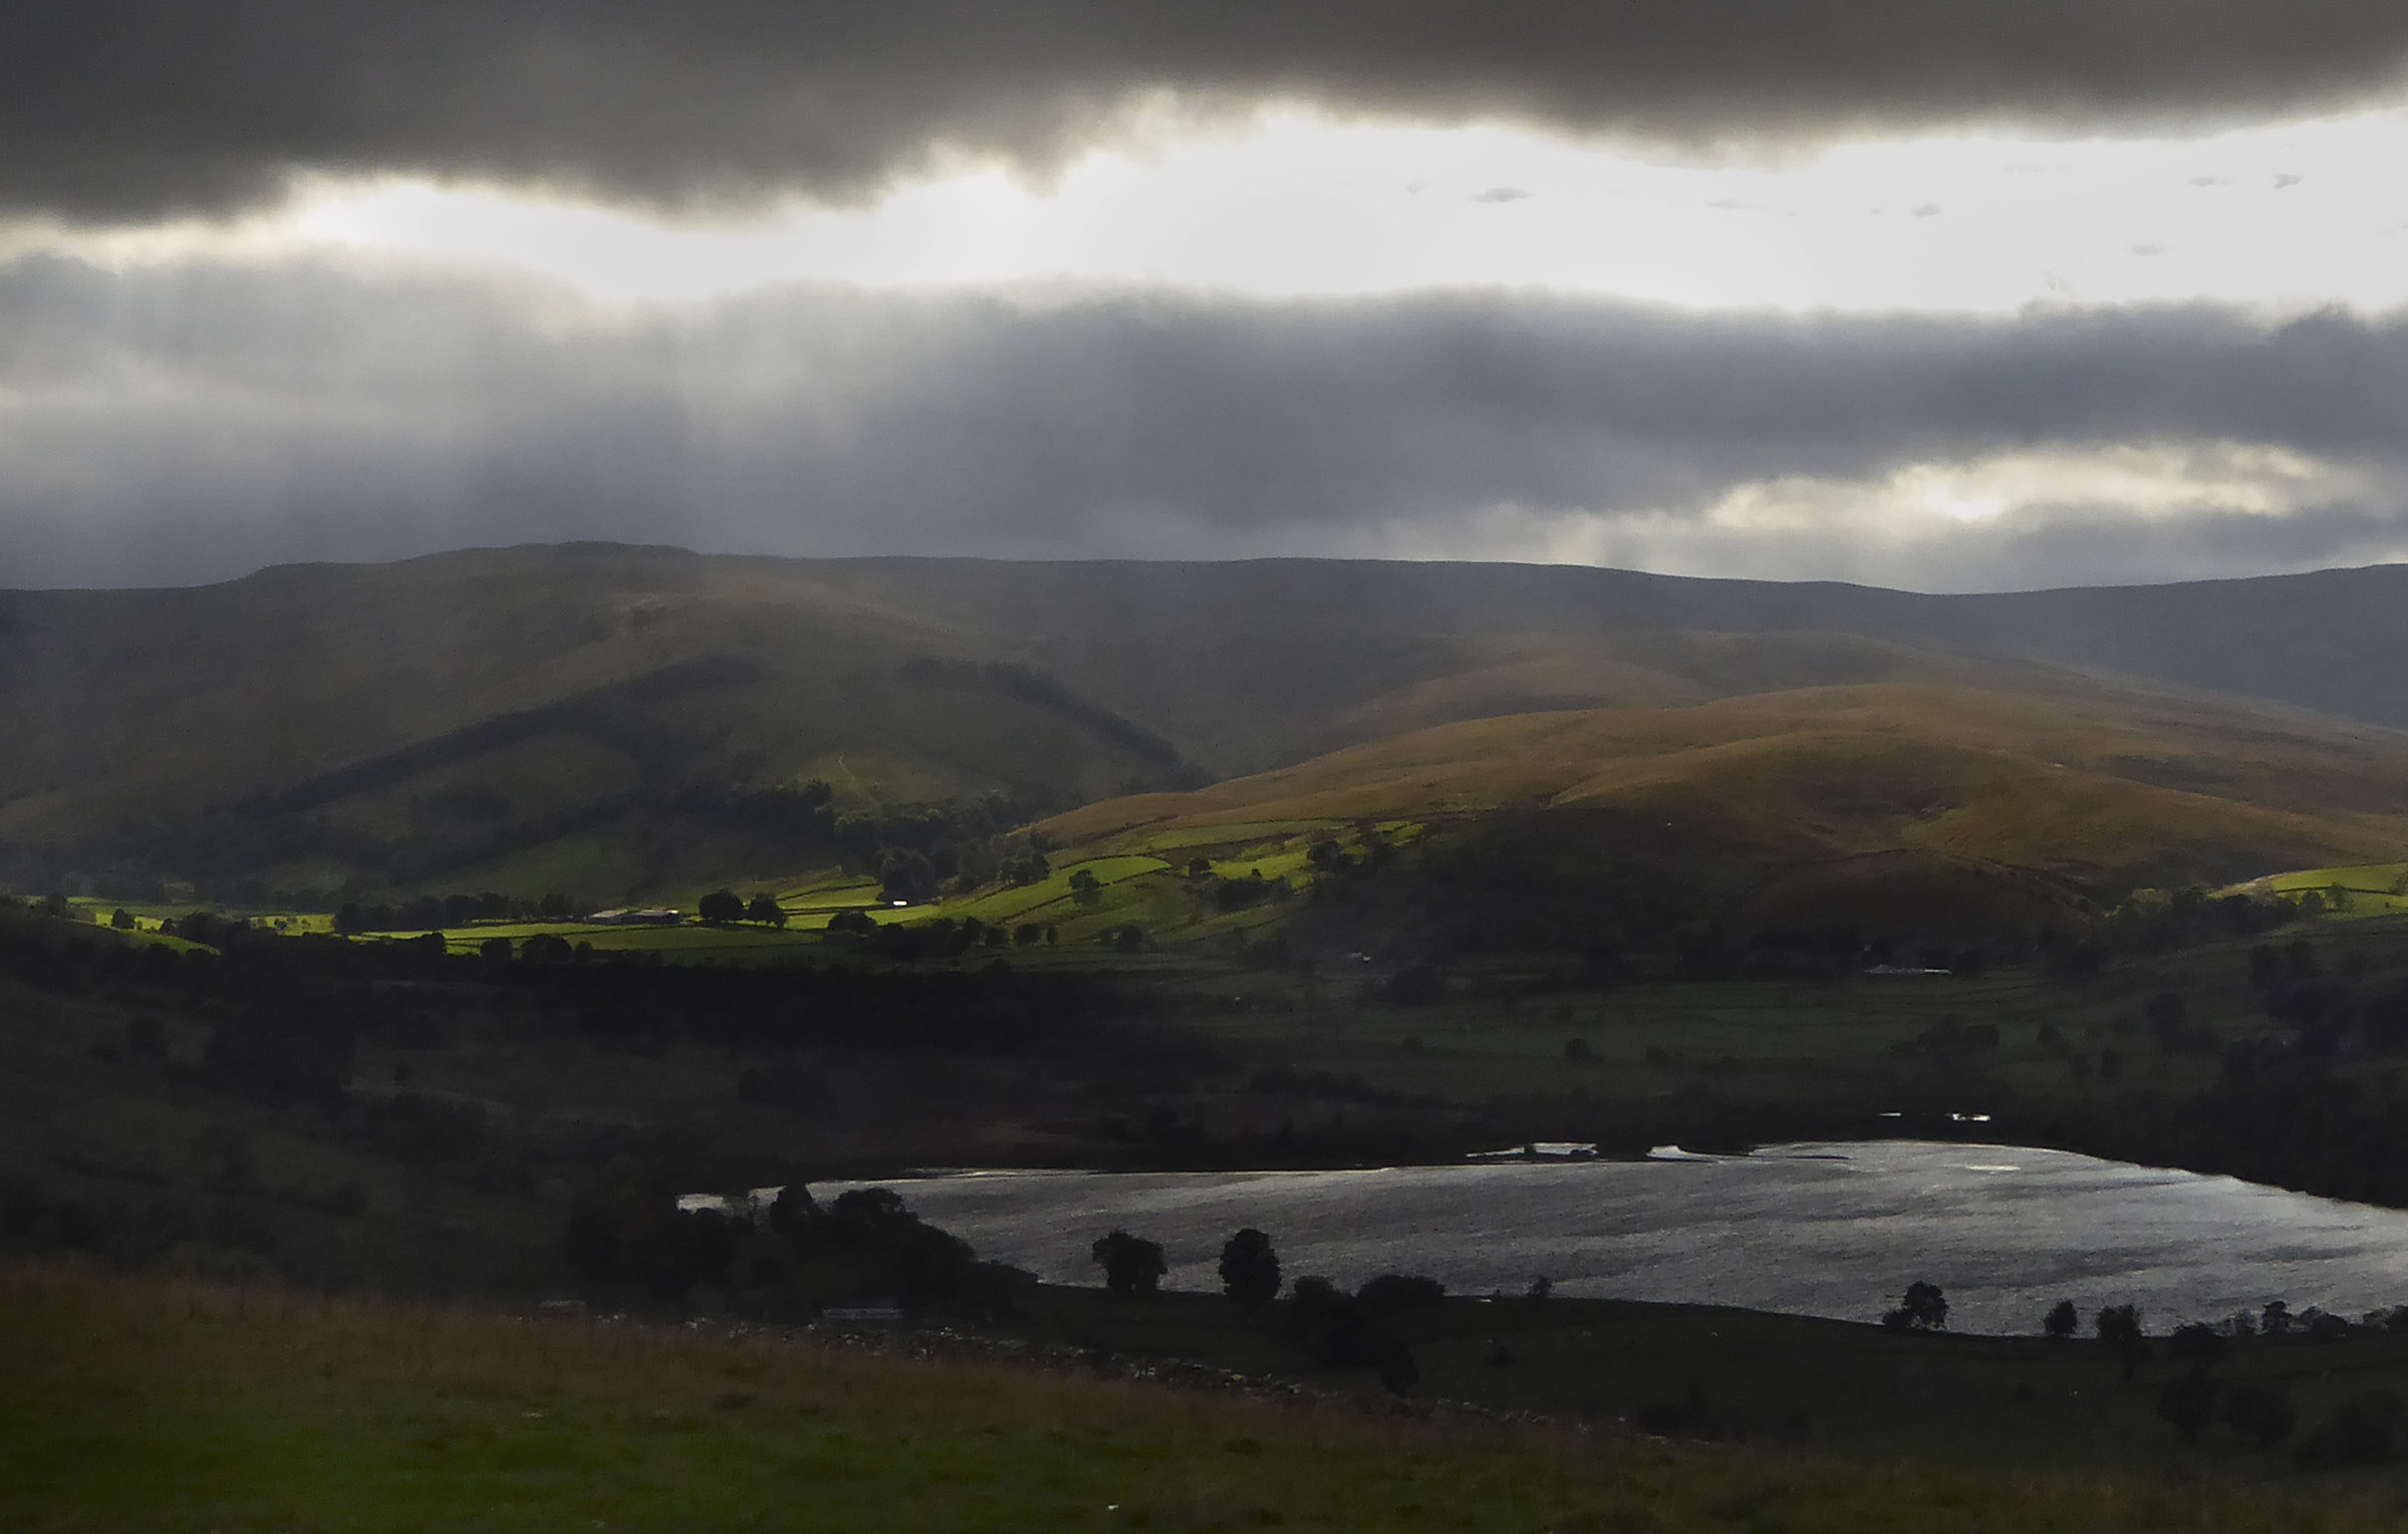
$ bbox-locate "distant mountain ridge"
[2,543,2404,901]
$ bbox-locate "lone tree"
[2043,1300,2079,1339]
[745,894,786,927]
[1883,1280,1949,1332]
[1091,1229,1167,1298]
[697,889,744,924]
[2097,1304,2148,1383]
[1217,1228,1282,1307]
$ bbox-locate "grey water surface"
[816,1142,2408,1334]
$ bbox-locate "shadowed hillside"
[4,543,2406,901]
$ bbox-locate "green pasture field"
[7,1261,2403,1534]
[2249,864,2408,919]
[946,855,1174,928]
[777,877,888,915]
[418,922,825,959]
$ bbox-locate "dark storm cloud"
[14,1,2408,220]
[4,256,2408,589]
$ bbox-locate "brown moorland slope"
[1044,680,2408,927]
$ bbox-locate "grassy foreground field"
[4,1262,2402,1534]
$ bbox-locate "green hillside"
[0,546,1204,903]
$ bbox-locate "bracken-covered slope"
[4,543,2407,901]
[1042,679,2408,940]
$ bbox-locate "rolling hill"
[5,542,2408,906]
[1039,677,2408,944]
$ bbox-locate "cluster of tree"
[2144,1311,2397,1462]
[2235,938,2408,1061]
[695,891,786,925]
[1190,865,1294,913]
[156,909,269,946]
[2103,887,2291,954]
[1286,1271,1446,1394]
[334,891,583,934]
[2029,1294,2408,1460]
[1305,836,1397,882]
[829,793,1047,903]
[1081,1223,1430,1393]
[564,1175,1028,1318]
[1880,1280,1949,1331]
[822,911,1036,962]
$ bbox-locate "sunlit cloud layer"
[23,107,2408,313]
[5,262,2407,593]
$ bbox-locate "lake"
[814,1142,2408,1334]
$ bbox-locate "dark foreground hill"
[4,543,2407,902]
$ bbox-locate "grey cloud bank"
[12,1,2408,220]
[3,256,2407,592]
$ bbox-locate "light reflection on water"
[815,1142,2408,1334]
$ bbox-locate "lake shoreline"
[810,1141,2408,1336]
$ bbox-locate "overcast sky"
[11,1,2408,592]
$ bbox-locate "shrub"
[2042,1299,2078,1339]
[1355,1273,1446,1317]
[519,931,574,962]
